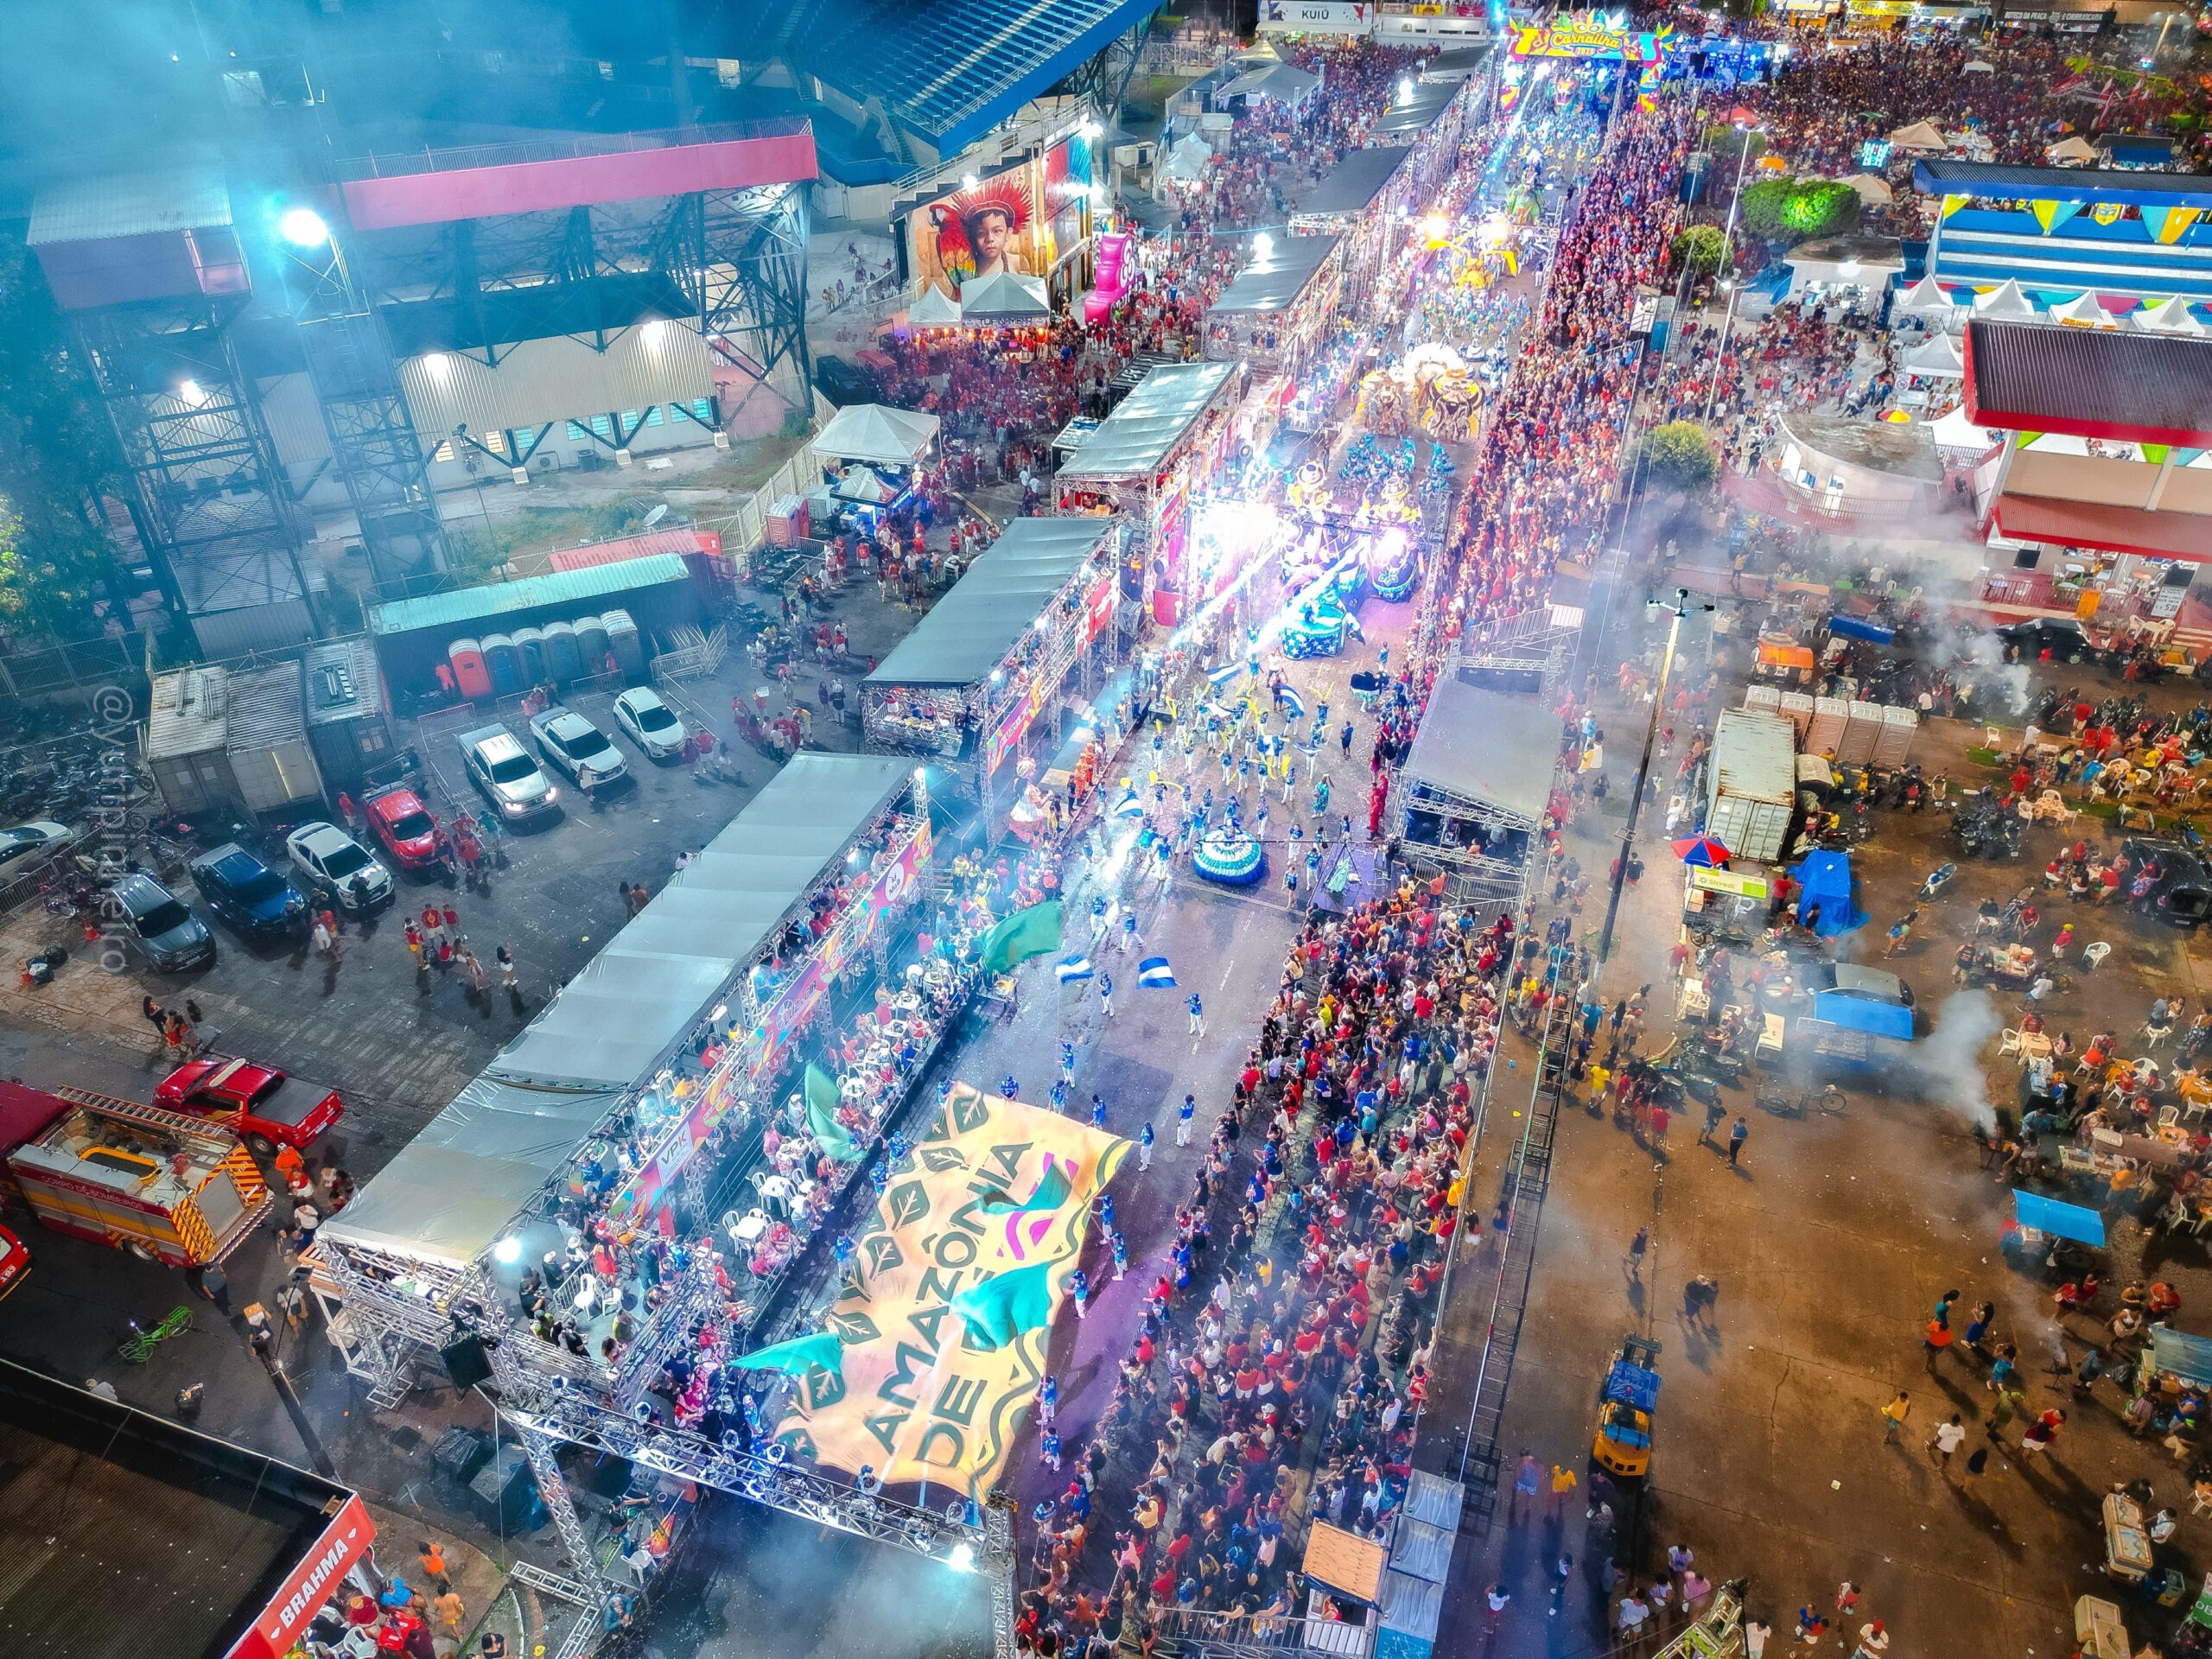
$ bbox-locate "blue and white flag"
[1112,787,1147,820]
[1275,684,1306,719]
[1136,956,1178,989]
[1205,661,1243,689]
[1057,956,1096,984]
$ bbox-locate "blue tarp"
[1828,614,1896,646]
[1810,991,1915,1042]
[1604,1358,1662,1412]
[2013,1188,2107,1247]
[1790,850,1866,935]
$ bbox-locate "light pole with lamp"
[1596,587,1713,964]
[1700,119,1758,429]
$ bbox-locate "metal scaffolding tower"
[694,181,811,399]
[73,292,308,629]
[279,223,450,591]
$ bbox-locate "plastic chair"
[2159,1105,2182,1133]
[1999,1028,2022,1058]
[2082,942,2113,971]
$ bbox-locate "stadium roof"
[1402,677,1561,824]
[1297,147,1414,219]
[27,159,231,245]
[867,518,1116,688]
[0,1361,372,1659]
[324,753,917,1268]
[1965,319,2212,446]
[1374,78,1460,138]
[786,0,1160,153]
[1059,360,1239,480]
[1914,156,2212,209]
[1208,233,1342,315]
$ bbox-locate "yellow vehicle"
[1592,1335,1662,1480]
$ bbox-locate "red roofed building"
[1962,321,2212,632]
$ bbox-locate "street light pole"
[1596,587,1711,964]
[1700,122,1756,430]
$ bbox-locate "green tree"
[1738,177,1863,247]
[1639,422,1719,494]
[1670,225,1728,276]
[0,232,129,635]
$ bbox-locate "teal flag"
[979,899,1063,976]
[949,1262,1054,1352]
[981,1160,1072,1217]
[806,1063,859,1160]
[732,1332,843,1377]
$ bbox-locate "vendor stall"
[862,517,1126,836]
[1204,233,1346,374]
[1057,360,1243,626]
[1395,677,1561,902]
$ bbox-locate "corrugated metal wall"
[398,321,715,440]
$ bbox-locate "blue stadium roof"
[790,0,1160,153]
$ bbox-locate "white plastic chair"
[2082,942,2113,972]
[1999,1028,2022,1058]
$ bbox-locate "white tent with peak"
[1928,404,1999,453]
[2047,135,2098,164]
[810,403,942,467]
[2133,296,2207,335]
[1902,333,1966,378]
[958,267,1053,323]
[2051,291,2116,327]
[1972,279,2037,320]
[906,284,963,328]
[1840,173,1894,206]
[1893,275,1956,317]
[1888,121,1948,151]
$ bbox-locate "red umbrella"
[1671,836,1732,868]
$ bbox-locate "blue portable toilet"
[542,620,582,684]
[512,626,547,685]
[480,634,523,698]
[575,614,611,675]
[601,609,645,681]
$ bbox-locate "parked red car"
[0,1224,29,1303]
[362,783,441,871]
[154,1057,343,1154]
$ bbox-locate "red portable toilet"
[448,638,492,701]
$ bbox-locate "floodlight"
[279,207,330,248]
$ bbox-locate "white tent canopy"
[2047,134,2098,163]
[811,402,942,467]
[1972,278,2037,320]
[1840,173,1894,206]
[2134,296,2207,334]
[1894,274,1956,315]
[1902,332,1966,377]
[959,268,1053,322]
[1928,404,1999,453]
[2051,290,2117,327]
[1963,59,1995,73]
[1218,61,1320,106]
[908,284,963,327]
[1888,121,1948,151]
[1159,132,1214,182]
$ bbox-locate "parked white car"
[284,821,394,912]
[527,706,628,792]
[460,724,560,822]
[612,688,689,761]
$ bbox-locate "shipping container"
[1705,709,1797,864]
[145,667,238,816]
[225,664,326,817]
[302,639,395,793]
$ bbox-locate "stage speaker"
[469,1445,542,1532]
[433,1424,493,1484]
[439,1335,493,1391]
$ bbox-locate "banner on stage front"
[1510,21,1675,61]
[1259,0,1376,35]
[767,1084,1128,1497]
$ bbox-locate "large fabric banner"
[765,1084,1127,1497]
